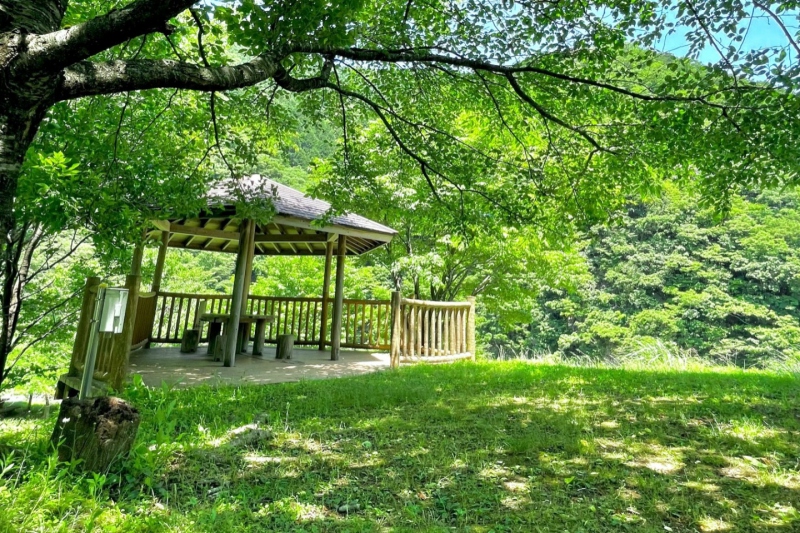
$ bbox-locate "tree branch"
[505,72,614,153]
[298,47,735,108]
[56,55,282,100]
[19,0,195,76]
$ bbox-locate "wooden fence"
[141,292,392,350]
[131,291,157,350]
[389,293,476,367]
[64,280,476,399]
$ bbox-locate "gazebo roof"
[150,175,396,256]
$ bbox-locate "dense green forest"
[484,186,800,369]
[4,87,800,394]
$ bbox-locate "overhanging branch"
[56,55,282,100]
[18,0,197,76]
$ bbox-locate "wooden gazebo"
[144,175,396,366]
[58,175,477,397]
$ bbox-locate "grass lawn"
[1,361,799,532]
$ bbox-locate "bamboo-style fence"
[389,293,476,367]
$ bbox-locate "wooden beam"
[270,215,395,242]
[318,240,334,351]
[224,219,251,367]
[252,233,328,243]
[151,220,170,232]
[330,235,347,361]
[170,223,240,241]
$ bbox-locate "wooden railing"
[248,296,322,345]
[149,292,231,343]
[131,291,157,350]
[143,292,393,350]
[341,299,392,350]
[66,279,476,397]
[390,294,476,367]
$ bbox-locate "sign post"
[79,285,128,400]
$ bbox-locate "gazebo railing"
[143,292,392,350]
[389,294,476,367]
[131,291,157,350]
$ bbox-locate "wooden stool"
[276,334,294,359]
[213,333,226,362]
[206,322,222,356]
[181,328,200,353]
[252,317,269,356]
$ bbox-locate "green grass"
[1,362,799,532]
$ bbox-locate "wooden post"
[130,241,144,277]
[224,219,250,367]
[108,239,144,390]
[145,230,169,350]
[330,235,346,361]
[318,240,334,351]
[239,220,256,352]
[151,230,169,293]
[108,274,140,391]
[390,291,402,368]
[467,296,476,360]
[68,276,101,378]
[241,220,256,312]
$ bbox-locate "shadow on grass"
[1,362,798,531]
[119,363,799,532]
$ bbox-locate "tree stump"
[51,396,140,472]
[276,334,294,359]
[181,328,200,353]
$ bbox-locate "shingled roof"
[206,175,396,237]
[149,175,396,256]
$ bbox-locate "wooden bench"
[198,310,274,357]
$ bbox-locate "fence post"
[69,276,101,378]
[318,241,334,351]
[109,274,140,391]
[466,296,476,360]
[390,291,402,368]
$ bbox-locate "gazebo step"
[55,374,108,399]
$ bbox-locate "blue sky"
[655,11,796,65]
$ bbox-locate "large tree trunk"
[0,0,65,387]
[0,104,57,389]
[0,112,39,386]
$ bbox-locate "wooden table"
[200,313,274,358]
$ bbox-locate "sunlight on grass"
[697,516,733,531]
[1,361,799,531]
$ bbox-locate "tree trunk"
[0,107,51,387]
[0,0,65,385]
[51,396,141,472]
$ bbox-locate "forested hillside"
[483,186,800,369]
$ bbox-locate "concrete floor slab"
[129,345,390,388]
